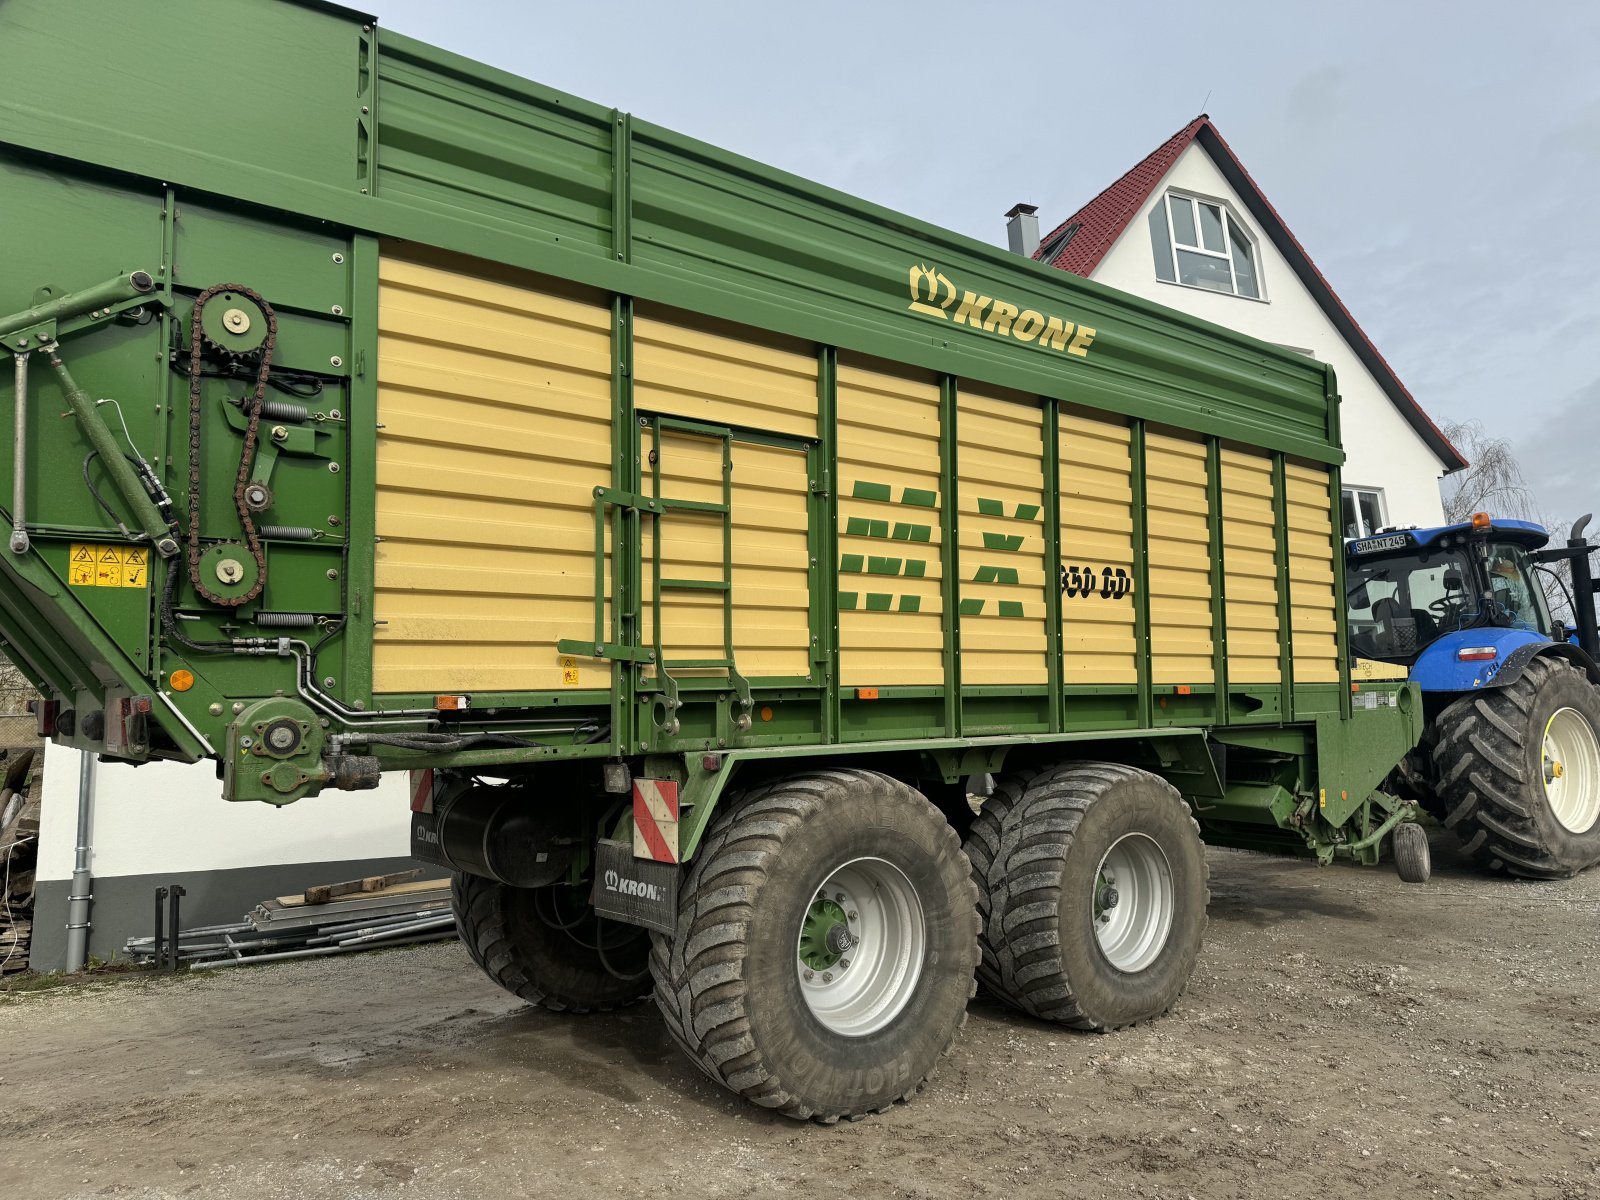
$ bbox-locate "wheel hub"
[798,897,851,971]
[1091,833,1175,973]
[1542,707,1600,834]
[795,858,926,1038]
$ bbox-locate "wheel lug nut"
[835,892,845,903]
[803,970,814,980]
[822,972,833,982]
[840,958,851,970]
[847,911,858,921]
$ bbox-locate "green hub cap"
[798,897,852,971]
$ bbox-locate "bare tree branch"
[1440,419,1536,524]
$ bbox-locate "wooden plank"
[277,875,443,908]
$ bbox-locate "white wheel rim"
[1092,833,1175,973]
[1542,707,1600,834]
[796,857,925,1038]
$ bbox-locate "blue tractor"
[1346,513,1600,878]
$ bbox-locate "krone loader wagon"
[0,0,1423,1121]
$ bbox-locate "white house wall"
[31,742,418,969]
[1088,143,1447,530]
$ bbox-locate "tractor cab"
[1346,515,1556,668]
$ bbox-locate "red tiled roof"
[1035,116,1466,472]
[1034,115,1208,275]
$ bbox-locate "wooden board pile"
[1,747,41,975]
[124,869,457,969]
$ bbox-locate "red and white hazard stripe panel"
[409,768,435,814]
[633,778,680,864]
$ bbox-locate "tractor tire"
[980,762,1208,1029]
[1391,821,1432,884]
[650,769,980,1123]
[1432,656,1600,878]
[452,872,651,1013]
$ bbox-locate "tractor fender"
[1412,630,1600,693]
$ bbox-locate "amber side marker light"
[435,694,470,711]
[169,669,195,692]
[856,687,879,700]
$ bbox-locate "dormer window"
[1148,193,1261,299]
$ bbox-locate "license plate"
[1352,534,1408,554]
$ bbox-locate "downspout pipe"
[64,750,95,973]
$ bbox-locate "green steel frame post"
[1043,399,1064,733]
[1207,438,1228,713]
[611,110,632,264]
[1326,377,1351,720]
[152,188,179,683]
[817,347,840,742]
[940,375,960,737]
[1130,419,1153,727]
[1272,453,1294,721]
[612,295,638,753]
[1330,461,1352,720]
[344,233,382,710]
[356,24,378,196]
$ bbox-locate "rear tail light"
[1457,646,1498,662]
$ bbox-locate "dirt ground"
[2,836,1598,1200]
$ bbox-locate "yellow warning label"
[68,544,152,589]
[560,655,581,687]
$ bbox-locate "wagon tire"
[1432,656,1600,878]
[980,762,1208,1030]
[452,872,652,1013]
[963,766,1044,1001]
[650,769,980,1123]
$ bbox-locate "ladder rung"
[657,497,729,515]
[659,578,730,592]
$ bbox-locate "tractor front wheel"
[1432,656,1600,878]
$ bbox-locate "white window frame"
[1342,486,1388,538]
[1158,191,1264,301]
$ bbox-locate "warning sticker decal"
[68,544,150,589]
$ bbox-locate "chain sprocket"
[187,283,276,607]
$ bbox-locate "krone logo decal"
[905,262,1096,358]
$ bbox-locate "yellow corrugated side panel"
[1060,409,1137,684]
[958,386,1047,686]
[1145,430,1214,685]
[837,359,944,687]
[373,248,614,695]
[633,309,818,439]
[1285,462,1341,683]
[1220,448,1281,684]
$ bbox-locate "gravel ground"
[2,836,1598,1200]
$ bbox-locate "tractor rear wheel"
[977,762,1208,1029]
[1432,656,1600,878]
[453,873,652,1012]
[650,769,979,1122]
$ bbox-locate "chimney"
[1005,203,1040,258]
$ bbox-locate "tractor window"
[1483,542,1550,634]
[1347,549,1477,660]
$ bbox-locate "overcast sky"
[371,0,1599,524]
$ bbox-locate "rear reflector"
[29,698,60,740]
[1457,647,1498,662]
[410,768,435,814]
